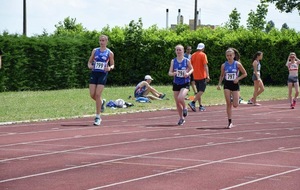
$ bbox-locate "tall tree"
[54,17,86,35]
[225,8,241,30]
[265,20,275,33]
[247,2,269,30]
[281,23,290,30]
[261,0,300,14]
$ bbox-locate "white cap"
[196,43,205,50]
[144,75,153,80]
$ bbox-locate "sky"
[0,0,299,36]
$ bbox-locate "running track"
[0,100,299,190]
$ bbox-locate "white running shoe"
[247,98,254,104]
[101,99,106,112]
[226,123,233,129]
[94,117,102,126]
[177,119,185,126]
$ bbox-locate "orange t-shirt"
[191,51,208,80]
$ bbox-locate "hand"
[206,77,210,82]
[233,78,239,84]
[88,63,93,69]
[217,85,221,90]
[184,72,189,78]
[104,65,111,72]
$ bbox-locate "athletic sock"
[96,114,100,118]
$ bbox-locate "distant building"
[189,19,217,30]
[168,10,218,30]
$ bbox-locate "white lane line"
[1,126,300,163]
[1,123,299,149]
[0,126,180,148]
[0,101,291,131]
[221,168,300,190]
[252,109,292,116]
[87,146,300,190]
[0,115,297,139]
[0,113,177,128]
[143,155,299,169]
[1,136,299,184]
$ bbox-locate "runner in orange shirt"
[188,43,210,112]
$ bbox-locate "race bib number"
[225,73,237,81]
[94,62,105,70]
[177,70,186,78]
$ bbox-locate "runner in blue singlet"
[87,35,115,126]
[168,44,194,126]
[217,48,247,129]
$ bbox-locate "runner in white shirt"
[286,52,300,109]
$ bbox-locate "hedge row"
[0,24,299,92]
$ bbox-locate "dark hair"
[186,45,192,50]
[232,48,240,61]
[252,51,263,62]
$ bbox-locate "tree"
[173,24,190,35]
[281,23,290,30]
[225,8,241,30]
[54,17,86,35]
[265,20,275,33]
[261,0,300,14]
[247,2,269,30]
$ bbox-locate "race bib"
[94,62,105,70]
[177,70,186,78]
[225,73,237,81]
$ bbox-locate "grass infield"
[0,85,288,123]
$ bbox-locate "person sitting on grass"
[134,75,166,100]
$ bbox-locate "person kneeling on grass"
[134,75,166,100]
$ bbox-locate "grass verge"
[0,85,288,123]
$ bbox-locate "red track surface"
[0,100,300,190]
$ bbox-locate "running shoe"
[199,106,206,112]
[247,98,254,104]
[159,93,166,99]
[291,104,295,109]
[177,119,185,126]
[239,97,243,104]
[293,99,297,107]
[188,102,196,112]
[101,99,106,112]
[183,109,188,117]
[226,123,233,129]
[94,117,102,126]
[254,103,261,106]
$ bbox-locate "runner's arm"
[87,49,96,69]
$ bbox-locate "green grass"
[0,85,289,123]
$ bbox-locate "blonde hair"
[175,44,184,50]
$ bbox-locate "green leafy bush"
[0,22,299,92]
